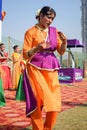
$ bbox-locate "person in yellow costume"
[23,6,67,130]
[15,58,26,101]
[11,45,22,90]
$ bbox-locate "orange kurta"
[23,25,65,113]
[11,52,21,90]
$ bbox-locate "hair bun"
[35,9,41,19]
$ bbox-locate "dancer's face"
[39,12,55,29]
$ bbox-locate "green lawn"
[54,103,87,130]
[24,103,87,130]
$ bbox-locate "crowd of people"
[0,6,67,130]
[0,43,25,90]
[0,43,26,106]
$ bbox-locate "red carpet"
[0,78,87,130]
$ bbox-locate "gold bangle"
[63,44,67,47]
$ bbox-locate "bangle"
[63,44,67,47]
[64,44,67,47]
[27,47,37,57]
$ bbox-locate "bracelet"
[63,44,67,48]
[64,44,67,47]
[27,47,38,57]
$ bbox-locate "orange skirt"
[27,64,61,112]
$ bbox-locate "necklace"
[36,24,48,32]
[36,24,49,42]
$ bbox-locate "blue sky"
[2,0,82,42]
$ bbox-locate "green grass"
[54,103,87,130]
[24,103,87,130]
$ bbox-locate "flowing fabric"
[15,74,25,101]
[1,66,11,89]
[28,26,61,70]
[26,65,61,113]
[15,59,26,100]
[30,51,60,70]
[11,52,21,90]
[23,69,37,117]
[23,26,63,116]
[0,78,6,107]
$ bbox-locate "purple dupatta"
[23,69,37,117]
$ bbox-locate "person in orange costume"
[23,6,67,130]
